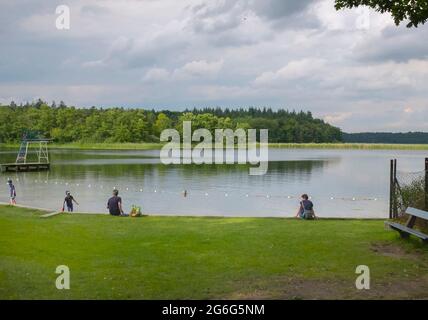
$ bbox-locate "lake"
[0,148,426,218]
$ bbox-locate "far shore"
[1,142,428,151]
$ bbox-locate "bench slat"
[385,221,428,240]
[406,207,428,220]
[386,221,428,239]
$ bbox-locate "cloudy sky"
[1,0,427,132]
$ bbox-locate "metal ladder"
[16,140,28,163]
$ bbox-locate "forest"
[343,132,428,144]
[0,100,343,144]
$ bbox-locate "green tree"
[0,102,343,144]
[154,113,172,136]
[335,0,428,27]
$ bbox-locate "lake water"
[0,148,426,218]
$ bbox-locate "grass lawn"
[1,205,428,300]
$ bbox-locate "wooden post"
[389,159,394,219]
[425,158,428,211]
[393,159,398,218]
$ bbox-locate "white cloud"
[323,112,352,125]
[403,107,414,114]
[174,59,224,78]
[142,59,224,84]
[142,68,171,83]
[254,58,326,85]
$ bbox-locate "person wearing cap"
[63,191,79,212]
[7,179,16,205]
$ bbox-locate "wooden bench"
[385,207,428,243]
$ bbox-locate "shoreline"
[0,204,385,220]
[1,142,428,151]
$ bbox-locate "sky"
[0,0,427,132]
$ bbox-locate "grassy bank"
[1,142,428,151]
[1,205,428,299]
[0,142,165,150]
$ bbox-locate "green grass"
[1,205,428,299]
[46,142,164,150]
[2,142,428,151]
[0,142,164,150]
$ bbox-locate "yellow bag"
[130,205,142,217]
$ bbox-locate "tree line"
[0,100,343,143]
[343,132,428,144]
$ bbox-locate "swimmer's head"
[66,191,70,195]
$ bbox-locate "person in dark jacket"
[107,189,124,216]
[295,194,316,219]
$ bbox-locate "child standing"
[7,179,16,205]
[63,191,79,212]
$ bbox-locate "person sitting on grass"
[7,179,16,205]
[107,189,125,216]
[63,191,79,213]
[295,194,316,220]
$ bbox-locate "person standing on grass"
[107,189,124,216]
[7,179,16,205]
[295,194,316,220]
[63,191,79,213]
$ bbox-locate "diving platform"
[0,133,52,172]
[1,162,50,172]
